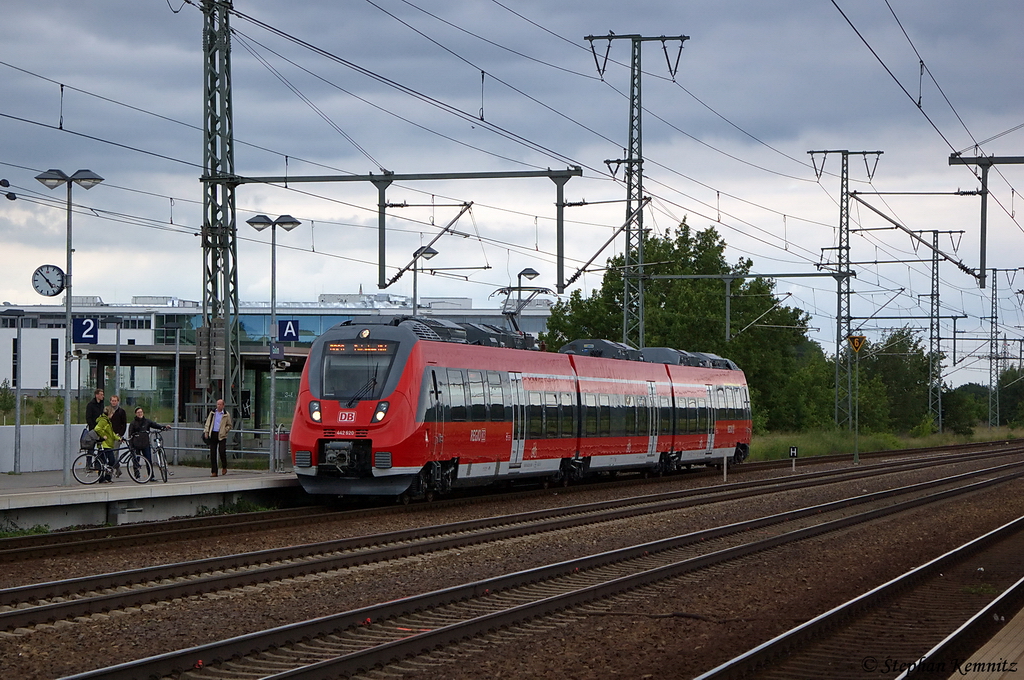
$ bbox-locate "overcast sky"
[1,1,1021,385]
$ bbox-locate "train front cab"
[291,326,427,497]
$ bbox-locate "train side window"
[468,370,487,422]
[422,369,442,422]
[488,372,504,421]
[697,398,708,432]
[742,386,752,420]
[447,369,467,422]
[527,391,544,438]
[611,394,626,437]
[560,392,576,438]
[544,393,559,438]
[599,394,611,436]
[583,393,598,436]
[623,395,636,436]
[688,398,698,434]
[659,396,672,436]
[676,399,687,436]
[636,395,649,436]
[503,379,513,422]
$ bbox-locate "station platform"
[950,597,1024,680]
[0,465,304,530]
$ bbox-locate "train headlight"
[373,401,390,422]
[309,400,322,423]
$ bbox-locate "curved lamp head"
[275,214,301,232]
[518,267,540,281]
[35,169,70,189]
[246,214,274,232]
[70,170,104,190]
[414,246,439,261]
[35,169,104,190]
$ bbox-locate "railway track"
[4,452,1020,635]
[695,516,1024,680]
[2,440,1016,563]
[60,462,1024,679]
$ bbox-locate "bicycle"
[150,430,170,483]
[72,443,153,485]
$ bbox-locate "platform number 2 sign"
[73,318,99,344]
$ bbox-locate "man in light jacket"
[203,399,233,477]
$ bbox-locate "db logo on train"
[338,411,357,423]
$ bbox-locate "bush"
[910,414,937,438]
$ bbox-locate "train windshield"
[320,340,398,403]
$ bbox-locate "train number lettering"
[338,411,357,423]
[469,429,486,442]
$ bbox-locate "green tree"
[774,342,835,431]
[0,379,14,420]
[999,365,1024,427]
[542,221,817,432]
[30,398,46,423]
[943,385,983,435]
[857,328,932,433]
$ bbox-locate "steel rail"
[895,572,1024,680]
[8,454,1023,631]
[7,453,1019,632]
[694,515,1024,680]
[3,439,1012,562]
[61,467,1024,680]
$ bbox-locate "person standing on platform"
[109,394,127,438]
[203,399,232,477]
[128,406,169,464]
[85,389,104,431]
[94,405,120,483]
[109,394,127,476]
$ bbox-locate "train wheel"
[424,489,436,503]
[399,492,413,505]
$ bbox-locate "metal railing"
[163,424,291,470]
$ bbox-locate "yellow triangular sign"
[848,335,866,353]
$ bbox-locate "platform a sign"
[278,319,300,342]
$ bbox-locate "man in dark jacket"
[109,394,128,438]
[85,389,104,430]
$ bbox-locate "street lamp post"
[412,246,438,316]
[36,169,104,485]
[2,309,25,474]
[165,322,184,464]
[246,214,301,471]
[109,316,123,398]
[517,267,539,329]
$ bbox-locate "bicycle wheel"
[154,447,168,483]
[127,453,153,484]
[72,452,103,485]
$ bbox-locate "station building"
[0,292,553,430]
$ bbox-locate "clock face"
[32,265,66,297]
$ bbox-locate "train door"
[429,369,445,459]
[509,372,526,470]
[646,381,658,460]
[704,384,715,455]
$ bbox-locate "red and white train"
[289,317,752,499]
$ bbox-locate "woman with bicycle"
[94,405,120,483]
[128,407,170,464]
